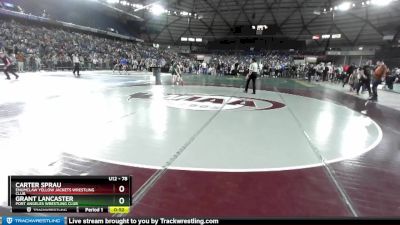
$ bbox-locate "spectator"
[16,51,24,72]
[34,54,41,71]
[370,61,388,101]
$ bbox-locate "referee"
[72,53,80,78]
[244,58,258,94]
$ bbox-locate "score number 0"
[118,185,126,205]
[108,176,129,205]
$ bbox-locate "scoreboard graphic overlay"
[8,176,132,213]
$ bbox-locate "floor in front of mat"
[0,71,399,217]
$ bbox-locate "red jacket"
[343,65,350,73]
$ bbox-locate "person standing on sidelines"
[0,52,19,80]
[356,60,372,96]
[176,62,184,86]
[171,61,183,86]
[343,64,355,88]
[171,61,178,85]
[72,53,80,78]
[16,52,25,73]
[370,60,388,102]
[201,61,208,75]
[244,58,258,94]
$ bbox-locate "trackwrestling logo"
[128,92,286,111]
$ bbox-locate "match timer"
[8,176,132,213]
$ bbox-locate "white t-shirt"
[72,55,79,63]
[249,62,259,73]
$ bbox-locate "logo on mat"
[6,217,13,224]
[128,92,286,111]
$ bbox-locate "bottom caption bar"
[11,207,128,213]
[1,217,400,225]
